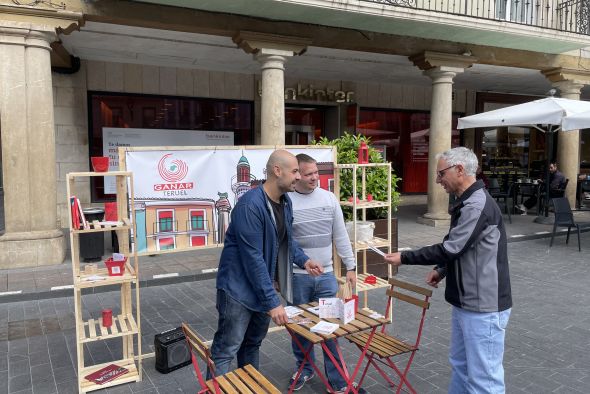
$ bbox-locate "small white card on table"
[319,297,355,325]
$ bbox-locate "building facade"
[2,0,590,267]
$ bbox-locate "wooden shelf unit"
[67,171,142,393]
[334,163,394,310]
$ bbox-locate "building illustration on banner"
[129,148,335,254]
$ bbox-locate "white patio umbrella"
[458,97,590,222]
[562,109,590,131]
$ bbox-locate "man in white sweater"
[287,153,360,393]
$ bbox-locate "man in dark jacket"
[210,149,323,377]
[385,147,512,394]
[517,161,566,214]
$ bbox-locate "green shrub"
[315,132,401,220]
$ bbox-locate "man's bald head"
[266,150,297,178]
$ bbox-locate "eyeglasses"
[437,165,457,179]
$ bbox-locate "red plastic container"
[104,257,127,276]
[91,156,109,172]
[102,309,113,328]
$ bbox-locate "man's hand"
[268,305,289,325]
[384,252,402,266]
[304,260,323,276]
[346,270,357,288]
[426,270,442,288]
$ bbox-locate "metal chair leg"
[566,227,571,244]
[549,224,557,247]
[577,226,581,252]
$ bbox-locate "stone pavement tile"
[0,276,7,292]
[55,382,76,394]
[0,370,7,394]
[8,373,32,393]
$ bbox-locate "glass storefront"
[358,109,461,193]
[285,106,325,144]
[89,93,254,201]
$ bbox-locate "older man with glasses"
[384,147,513,394]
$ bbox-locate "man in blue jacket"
[385,147,512,394]
[210,149,324,377]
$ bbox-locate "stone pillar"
[543,68,590,208]
[256,50,289,145]
[0,21,65,267]
[233,31,310,145]
[410,52,477,226]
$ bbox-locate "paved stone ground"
[1,231,589,393]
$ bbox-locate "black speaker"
[154,327,191,374]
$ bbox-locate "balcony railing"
[363,0,590,34]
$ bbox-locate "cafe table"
[514,180,542,215]
[285,302,388,394]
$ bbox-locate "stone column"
[543,68,590,208]
[256,50,289,145]
[233,31,310,145]
[411,52,477,226]
[0,21,65,267]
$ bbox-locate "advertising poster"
[124,146,335,254]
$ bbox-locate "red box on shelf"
[104,257,127,276]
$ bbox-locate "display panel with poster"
[121,146,336,255]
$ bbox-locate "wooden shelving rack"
[334,163,395,309]
[66,171,141,393]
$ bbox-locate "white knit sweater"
[288,187,356,274]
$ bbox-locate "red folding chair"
[346,278,432,394]
[181,323,281,394]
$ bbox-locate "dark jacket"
[401,180,512,312]
[216,186,310,313]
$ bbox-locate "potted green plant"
[315,132,401,277]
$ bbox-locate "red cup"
[91,156,109,172]
[102,309,113,328]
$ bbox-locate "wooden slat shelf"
[336,163,389,169]
[80,358,139,393]
[80,314,138,343]
[338,273,391,292]
[68,171,132,178]
[72,218,132,234]
[339,201,389,208]
[352,236,390,250]
[67,170,142,392]
[75,267,137,289]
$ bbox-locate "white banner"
[124,146,335,254]
[102,127,233,193]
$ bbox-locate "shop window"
[157,210,174,233]
[358,109,460,193]
[190,210,206,230]
[285,107,324,144]
[157,236,175,250]
[89,92,254,202]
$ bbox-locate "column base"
[0,229,66,268]
[417,212,451,227]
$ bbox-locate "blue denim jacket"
[216,186,310,312]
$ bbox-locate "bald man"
[210,150,324,377]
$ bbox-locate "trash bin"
[80,208,105,262]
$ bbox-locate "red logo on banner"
[157,154,188,182]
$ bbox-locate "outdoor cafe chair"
[540,179,569,216]
[181,323,280,394]
[346,278,432,394]
[490,182,514,224]
[549,197,590,252]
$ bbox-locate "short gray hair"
[436,147,478,177]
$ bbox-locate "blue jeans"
[291,272,347,390]
[448,306,511,394]
[209,289,271,378]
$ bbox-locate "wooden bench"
[181,323,281,394]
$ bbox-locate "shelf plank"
[72,223,131,234]
[68,171,132,178]
[76,268,136,288]
[336,163,390,169]
[339,201,389,208]
[338,273,390,292]
[80,358,139,392]
[351,237,390,250]
[81,315,138,343]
